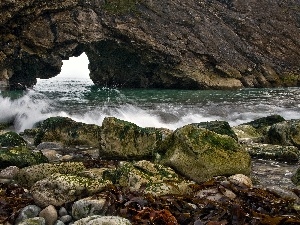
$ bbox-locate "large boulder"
[105,160,194,196]
[191,121,238,141]
[160,124,251,183]
[31,173,111,208]
[16,161,86,187]
[267,120,300,148]
[233,115,285,143]
[245,143,300,163]
[34,117,101,148]
[99,117,171,159]
[0,147,48,169]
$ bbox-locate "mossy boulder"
[105,160,194,196]
[31,173,112,208]
[0,122,11,131]
[245,143,300,163]
[99,117,171,160]
[34,117,101,148]
[233,124,265,143]
[267,120,300,148]
[16,161,86,187]
[0,147,48,169]
[233,115,285,143]
[191,121,238,141]
[160,124,251,183]
[244,115,285,130]
[292,168,300,186]
[0,131,27,147]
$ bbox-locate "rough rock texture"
[160,124,251,183]
[100,117,171,159]
[0,1,299,90]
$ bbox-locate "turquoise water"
[1,76,300,132]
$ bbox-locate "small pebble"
[58,207,68,217]
[54,220,65,225]
[60,215,72,224]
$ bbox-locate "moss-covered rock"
[34,117,101,148]
[292,168,300,186]
[0,131,27,147]
[233,115,285,144]
[191,121,238,141]
[160,124,251,183]
[267,120,300,148]
[245,143,300,163]
[104,160,194,196]
[0,122,11,131]
[233,124,265,143]
[16,161,86,187]
[31,173,111,208]
[0,147,48,169]
[244,115,285,130]
[99,117,171,160]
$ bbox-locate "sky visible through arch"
[57,52,90,79]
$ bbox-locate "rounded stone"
[59,215,72,224]
[58,207,68,217]
[0,166,19,179]
[15,205,42,224]
[39,205,58,225]
[229,174,253,188]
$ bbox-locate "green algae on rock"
[0,147,48,169]
[105,160,194,196]
[267,119,300,148]
[160,124,251,183]
[0,131,27,147]
[31,173,112,208]
[100,117,171,160]
[34,117,101,148]
[245,143,300,163]
[16,161,86,187]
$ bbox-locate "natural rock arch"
[0,0,300,90]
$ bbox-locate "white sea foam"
[1,83,300,133]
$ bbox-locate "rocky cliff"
[0,0,299,90]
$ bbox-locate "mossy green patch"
[0,146,48,169]
[161,124,251,183]
[34,116,101,148]
[0,131,27,147]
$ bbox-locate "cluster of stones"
[1,115,300,224]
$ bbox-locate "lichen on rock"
[160,124,251,183]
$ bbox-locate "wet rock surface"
[0,1,300,90]
[1,116,300,224]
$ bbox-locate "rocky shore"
[1,115,300,224]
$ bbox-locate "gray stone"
[15,205,42,224]
[54,220,65,225]
[37,142,63,150]
[72,197,107,220]
[59,215,72,224]
[0,166,19,179]
[58,207,68,217]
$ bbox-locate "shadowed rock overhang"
[0,0,299,90]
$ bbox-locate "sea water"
[1,76,300,132]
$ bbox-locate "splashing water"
[1,76,300,133]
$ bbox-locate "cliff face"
[0,0,299,90]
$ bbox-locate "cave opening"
[56,52,92,81]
